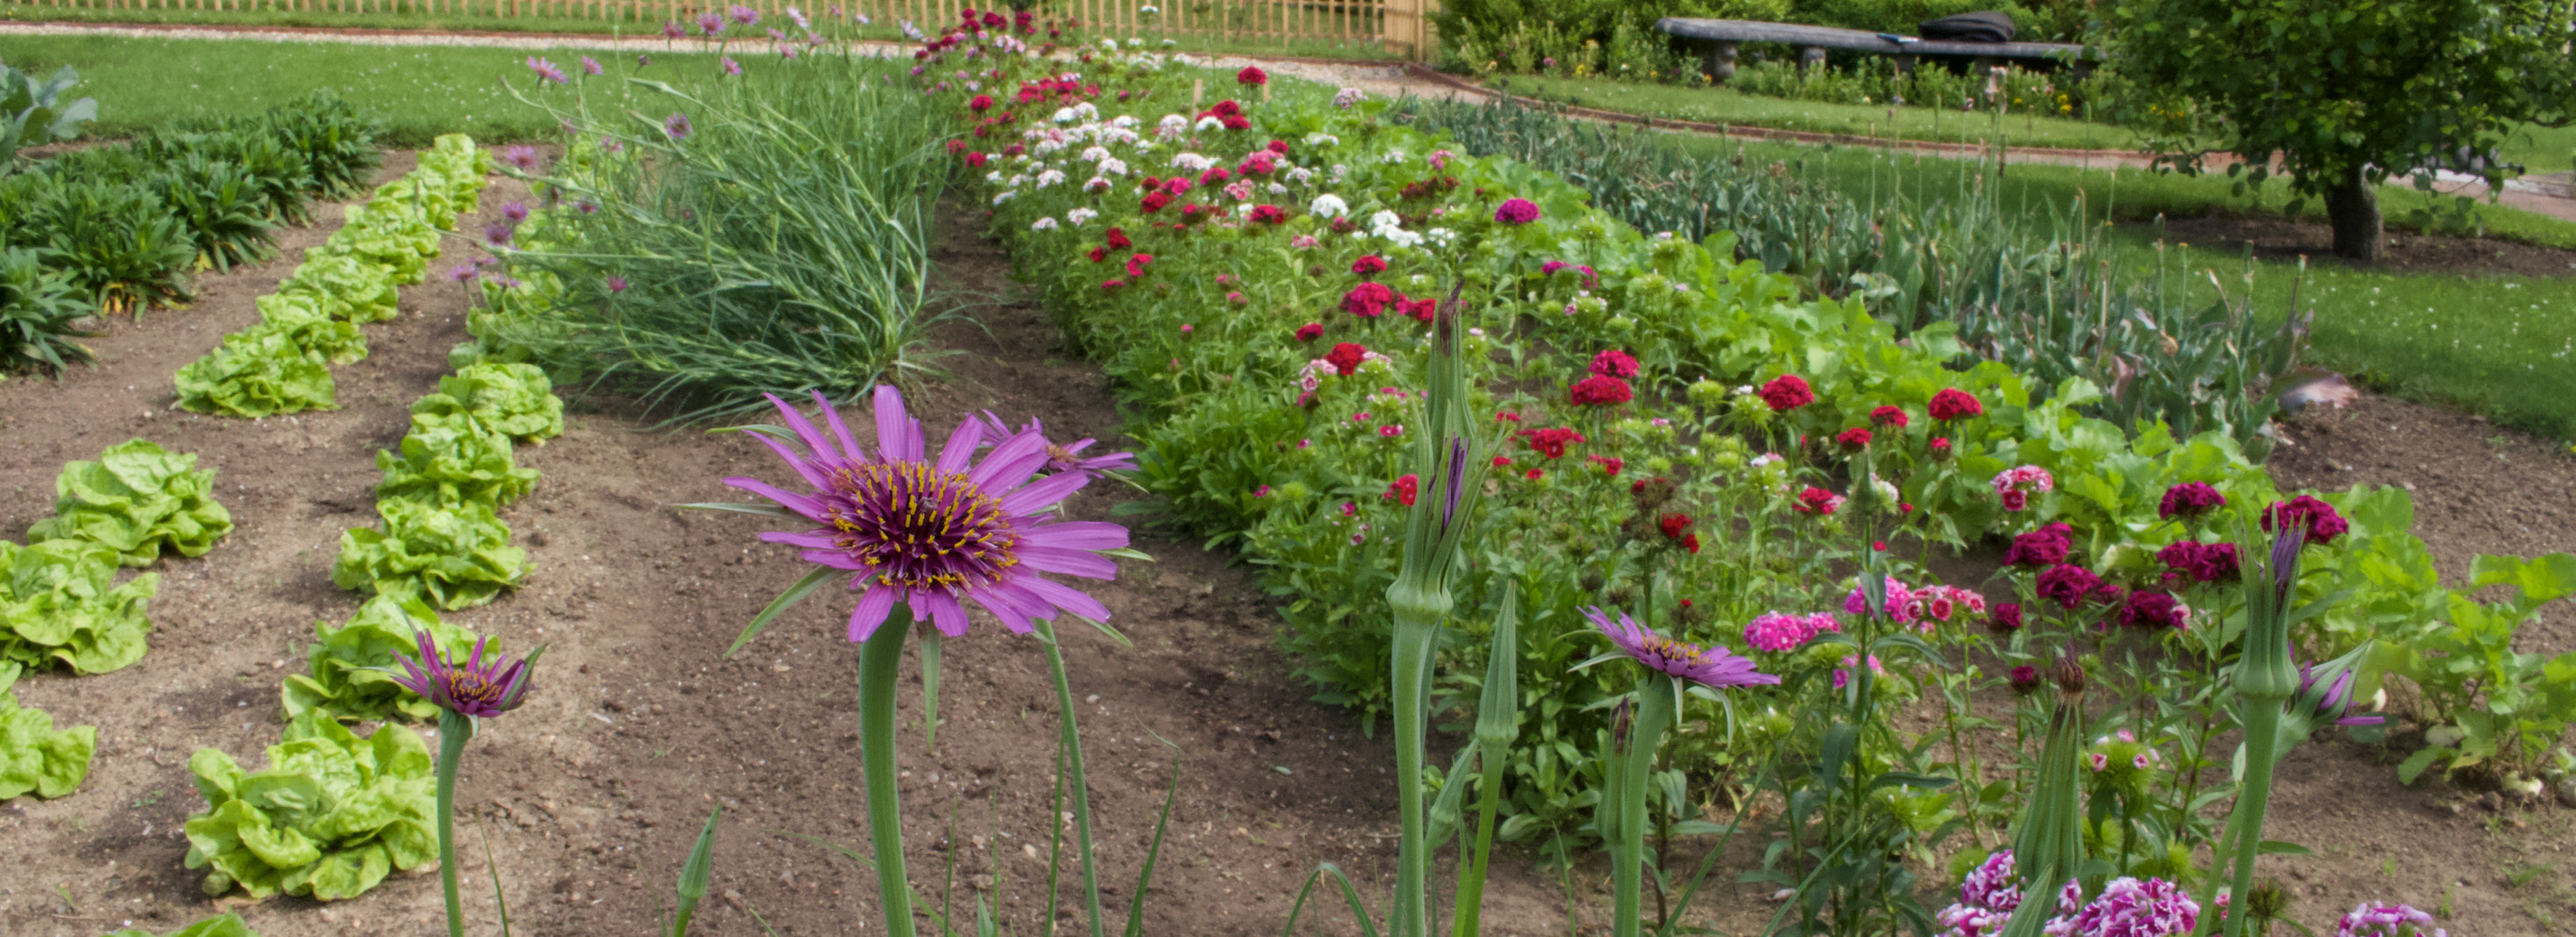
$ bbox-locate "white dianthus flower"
[1100,157,1129,177]
[1066,206,1100,226]
[1310,194,1350,218]
[1194,116,1224,132]
[1031,217,1058,231]
[992,190,1015,205]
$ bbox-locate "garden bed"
[2,141,2574,937]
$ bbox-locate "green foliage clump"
[0,245,93,372]
[0,661,97,800]
[282,593,487,724]
[373,410,540,508]
[174,328,338,417]
[409,361,565,445]
[102,913,261,937]
[0,538,156,674]
[183,713,437,902]
[275,253,401,324]
[0,61,97,159]
[27,438,233,566]
[249,292,368,365]
[331,499,526,610]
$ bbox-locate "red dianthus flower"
[1835,427,1872,450]
[1323,342,1367,377]
[1294,322,1324,342]
[1569,375,1633,407]
[1870,405,1909,428]
[1340,282,1395,318]
[1928,387,1984,422]
[1758,374,1815,412]
[1517,427,1586,459]
[1590,349,1639,378]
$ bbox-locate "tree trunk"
[2324,169,2384,263]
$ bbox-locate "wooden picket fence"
[18,0,1440,58]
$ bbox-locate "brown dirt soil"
[2142,212,2576,278]
[6,157,2576,937]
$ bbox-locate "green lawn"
[1497,73,2576,180]
[0,33,735,145]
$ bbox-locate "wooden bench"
[1656,18,2096,85]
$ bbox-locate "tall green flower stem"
[1034,617,1108,937]
[858,614,919,937]
[1384,292,1490,937]
[2198,530,2306,937]
[434,709,470,937]
[1604,674,1678,937]
[2002,660,2087,937]
[1451,585,1521,937]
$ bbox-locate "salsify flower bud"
[2051,653,2087,696]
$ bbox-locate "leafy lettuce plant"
[281,593,488,724]
[408,362,565,445]
[251,293,368,364]
[0,538,156,674]
[26,439,232,566]
[0,661,96,800]
[276,254,400,324]
[175,329,338,418]
[373,411,540,508]
[331,499,526,609]
[184,713,437,902]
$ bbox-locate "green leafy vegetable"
[409,362,565,445]
[253,292,367,365]
[184,713,437,902]
[373,411,539,509]
[27,438,234,566]
[0,661,97,799]
[332,499,526,610]
[103,912,261,937]
[275,253,400,324]
[175,328,338,418]
[282,593,488,724]
[0,538,156,674]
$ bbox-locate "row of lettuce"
[0,438,233,801]
[177,137,579,905]
[170,133,488,417]
[906,39,2574,840]
[1,93,381,374]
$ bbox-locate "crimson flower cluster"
[1928,387,1983,421]
[2157,540,2240,583]
[2262,495,2349,544]
[2002,523,2074,568]
[1758,374,1814,412]
[1518,427,1586,459]
[2158,481,2226,519]
[1384,473,1418,507]
[1869,405,1908,428]
[1323,342,1367,376]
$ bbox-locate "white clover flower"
[1006,173,1028,188]
[1031,216,1058,231]
[1367,209,1403,230]
[1381,228,1425,248]
[1100,157,1129,177]
[1066,206,1100,226]
[1310,194,1350,218]
[1035,169,1066,188]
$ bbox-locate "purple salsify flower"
[581,55,603,76]
[2295,660,2384,727]
[638,54,653,67]
[781,45,801,60]
[386,631,545,720]
[576,200,598,214]
[972,413,1136,479]
[602,135,625,153]
[665,112,693,141]
[786,5,810,29]
[728,4,759,25]
[1441,435,1467,533]
[767,27,785,40]
[1582,607,1778,690]
[501,200,530,224]
[726,387,1133,640]
[499,145,541,171]
[481,222,515,247]
[662,19,685,40]
[696,11,725,34]
[525,55,568,84]
[446,263,479,284]
[722,55,744,76]
[605,275,628,294]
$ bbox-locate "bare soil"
[4,158,2574,937]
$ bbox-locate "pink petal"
[720,477,831,520]
[920,591,972,637]
[1017,545,1118,580]
[981,580,1057,619]
[768,393,838,470]
[966,587,1035,633]
[847,584,898,642]
[742,428,835,491]
[996,471,1090,516]
[1015,576,1112,623]
[934,416,983,475]
[1019,521,1130,551]
[800,548,869,570]
[871,386,922,464]
[809,390,866,465]
[969,430,1052,490]
[757,530,841,549]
